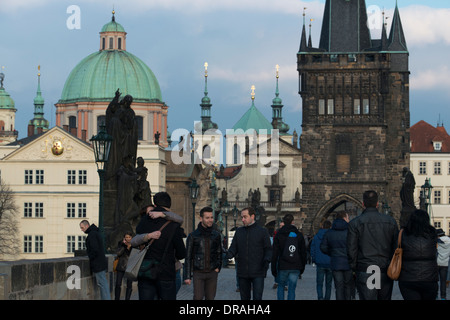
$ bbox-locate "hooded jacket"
[310,228,331,267]
[320,218,350,271]
[271,224,307,276]
[437,235,450,267]
[84,224,108,273]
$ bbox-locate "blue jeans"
[316,266,332,300]
[94,270,111,300]
[238,277,264,300]
[277,270,300,300]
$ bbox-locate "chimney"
[28,124,35,137]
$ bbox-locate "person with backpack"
[271,214,307,300]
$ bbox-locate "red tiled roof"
[410,120,450,153]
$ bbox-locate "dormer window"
[433,141,442,151]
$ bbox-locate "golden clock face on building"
[51,140,64,156]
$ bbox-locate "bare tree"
[0,179,20,259]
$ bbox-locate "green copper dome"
[0,87,15,110]
[232,100,272,134]
[58,50,162,104]
[101,20,125,33]
[58,15,162,104]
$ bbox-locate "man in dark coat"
[271,214,307,300]
[80,220,110,300]
[226,207,272,300]
[347,190,398,300]
[184,206,223,300]
[321,211,353,300]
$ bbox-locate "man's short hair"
[80,220,89,227]
[200,206,213,218]
[242,207,256,217]
[363,190,378,208]
[153,192,171,208]
[282,214,294,225]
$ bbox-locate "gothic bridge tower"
[297,1,410,233]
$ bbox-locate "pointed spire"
[308,19,313,48]
[388,1,408,51]
[271,65,289,134]
[199,62,217,133]
[29,65,49,135]
[299,7,308,52]
[112,7,115,22]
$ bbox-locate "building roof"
[410,120,450,153]
[0,87,15,110]
[232,100,272,134]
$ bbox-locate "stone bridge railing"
[0,254,115,300]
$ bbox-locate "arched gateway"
[311,194,363,234]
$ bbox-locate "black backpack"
[281,231,300,264]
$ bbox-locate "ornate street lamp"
[421,178,433,215]
[90,125,113,246]
[189,179,199,232]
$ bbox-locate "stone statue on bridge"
[400,166,416,228]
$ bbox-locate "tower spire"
[29,65,49,136]
[388,1,408,51]
[199,62,217,133]
[299,7,308,52]
[271,65,289,134]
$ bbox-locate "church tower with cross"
[297,0,410,232]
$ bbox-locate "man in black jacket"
[271,214,306,300]
[80,220,111,300]
[133,192,186,300]
[347,190,399,300]
[226,207,272,300]
[184,206,223,300]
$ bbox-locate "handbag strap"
[146,220,171,248]
[397,229,404,248]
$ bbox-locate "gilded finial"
[251,85,255,101]
[204,62,208,77]
[275,64,279,79]
[38,65,41,76]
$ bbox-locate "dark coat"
[135,212,186,281]
[184,223,223,279]
[271,224,307,276]
[226,222,272,278]
[347,207,398,272]
[320,219,350,271]
[84,224,108,273]
[399,231,438,282]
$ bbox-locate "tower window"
[109,37,114,49]
[318,99,325,115]
[327,99,334,115]
[354,99,361,115]
[118,38,122,49]
[102,37,105,50]
[363,99,370,114]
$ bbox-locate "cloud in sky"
[411,66,450,91]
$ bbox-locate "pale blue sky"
[1,0,449,140]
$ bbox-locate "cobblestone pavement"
[129,263,440,300]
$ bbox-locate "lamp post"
[421,178,433,216]
[189,179,199,233]
[90,125,112,247]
